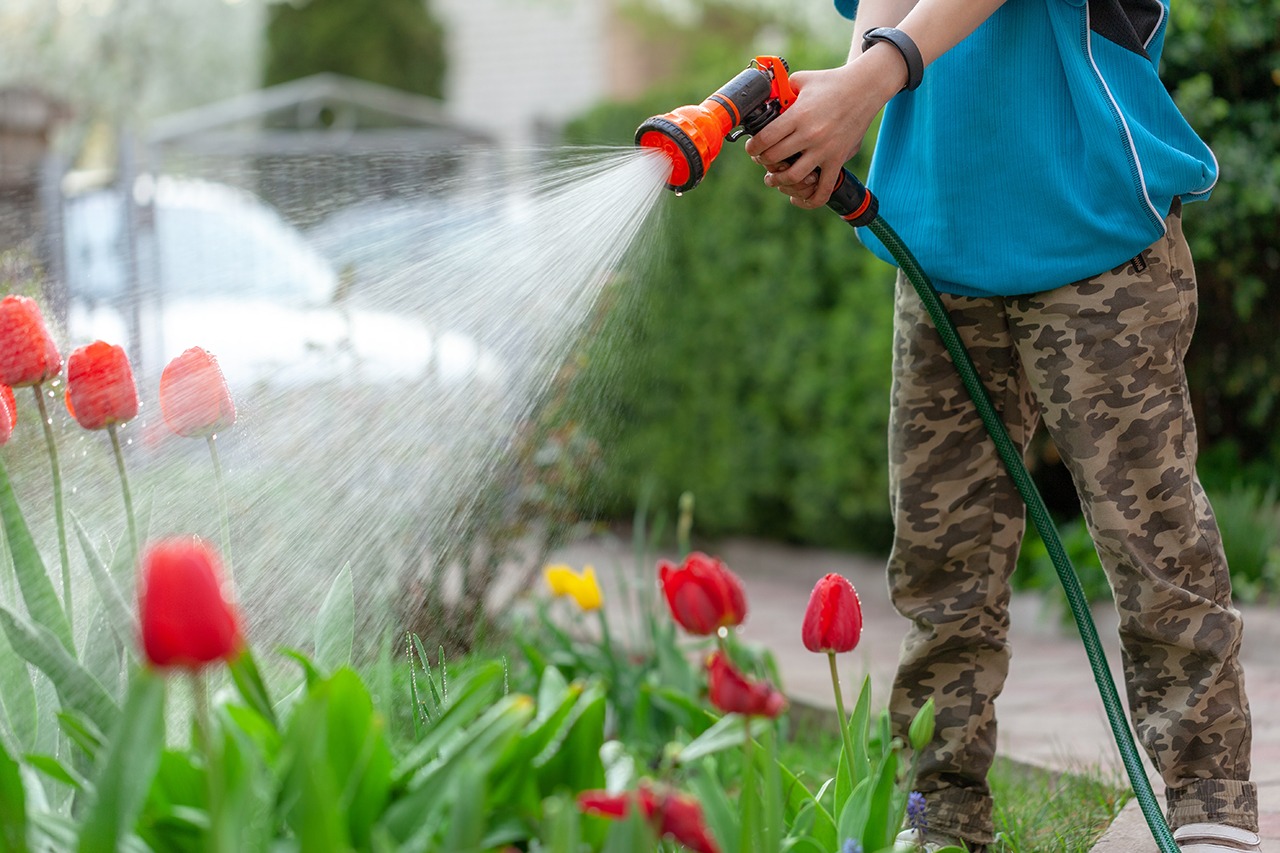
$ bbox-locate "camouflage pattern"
[886,202,1256,846]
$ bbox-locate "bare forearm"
[851,0,1009,69]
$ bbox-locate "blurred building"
[433,0,679,148]
[0,86,69,246]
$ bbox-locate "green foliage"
[1161,0,1280,471]
[1016,480,1280,607]
[1206,482,1280,602]
[559,40,897,551]
[263,0,447,98]
[1014,516,1110,606]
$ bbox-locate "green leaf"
[410,634,445,716]
[0,459,73,653]
[0,735,30,852]
[542,794,582,853]
[76,669,166,853]
[315,564,354,674]
[392,662,504,785]
[440,760,486,851]
[381,694,535,841]
[0,605,118,735]
[490,677,581,803]
[228,649,278,730]
[777,762,835,849]
[533,682,607,795]
[760,728,785,853]
[25,753,87,792]
[56,711,105,762]
[860,749,900,853]
[278,668,393,850]
[209,716,266,853]
[79,604,124,704]
[535,665,571,719]
[0,618,37,752]
[688,762,739,853]
[849,676,870,788]
[676,712,772,765]
[72,517,138,655]
[836,777,871,846]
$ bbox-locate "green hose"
[865,215,1179,853]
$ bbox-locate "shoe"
[893,827,980,852]
[1173,822,1263,852]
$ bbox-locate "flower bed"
[0,293,951,852]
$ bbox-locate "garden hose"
[636,55,1180,853]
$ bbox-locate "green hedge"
[558,58,897,551]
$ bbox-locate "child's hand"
[744,48,906,208]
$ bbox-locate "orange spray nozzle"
[635,56,795,193]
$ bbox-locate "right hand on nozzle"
[743,47,907,208]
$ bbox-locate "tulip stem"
[190,672,225,849]
[741,714,759,853]
[33,383,73,636]
[596,608,620,687]
[207,436,234,590]
[108,425,140,567]
[828,652,858,790]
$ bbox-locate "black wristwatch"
[862,26,924,92]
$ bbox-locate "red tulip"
[802,572,863,654]
[0,385,15,446]
[0,295,61,388]
[658,552,747,635]
[64,341,138,430]
[138,537,242,670]
[705,651,786,718]
[578,785,721,853]
[159,347,236,438]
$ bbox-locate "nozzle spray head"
[635,56,796,193]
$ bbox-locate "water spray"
[637,55,1179,853]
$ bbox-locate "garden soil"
[546,530,1280,850]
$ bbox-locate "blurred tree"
[0,0,264,145]
[264,0,447,99]
[1162,0,1280,481]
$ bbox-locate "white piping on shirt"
[1083,1,1166,233]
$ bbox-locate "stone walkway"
[548,530,1280,850]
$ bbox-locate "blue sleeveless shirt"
[833,0,1216,296]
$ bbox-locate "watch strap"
[861,26,924,92]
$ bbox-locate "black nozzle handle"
[826,168,877,227]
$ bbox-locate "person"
[743,1,1259,851]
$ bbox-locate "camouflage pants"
[886,202,1256,845]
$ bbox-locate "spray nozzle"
[635,55,796,193]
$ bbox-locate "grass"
[778,705,1130,853]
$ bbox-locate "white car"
[62,177,502,390]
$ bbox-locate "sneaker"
[1173,822,1263,852]
[893,827,982,852]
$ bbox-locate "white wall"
[432,0,612,149]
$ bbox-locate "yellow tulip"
[542,564,603,611]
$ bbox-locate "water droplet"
[674,191,683,197]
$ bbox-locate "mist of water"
[5,145,672,659]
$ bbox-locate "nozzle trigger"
[727,129,747,143]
